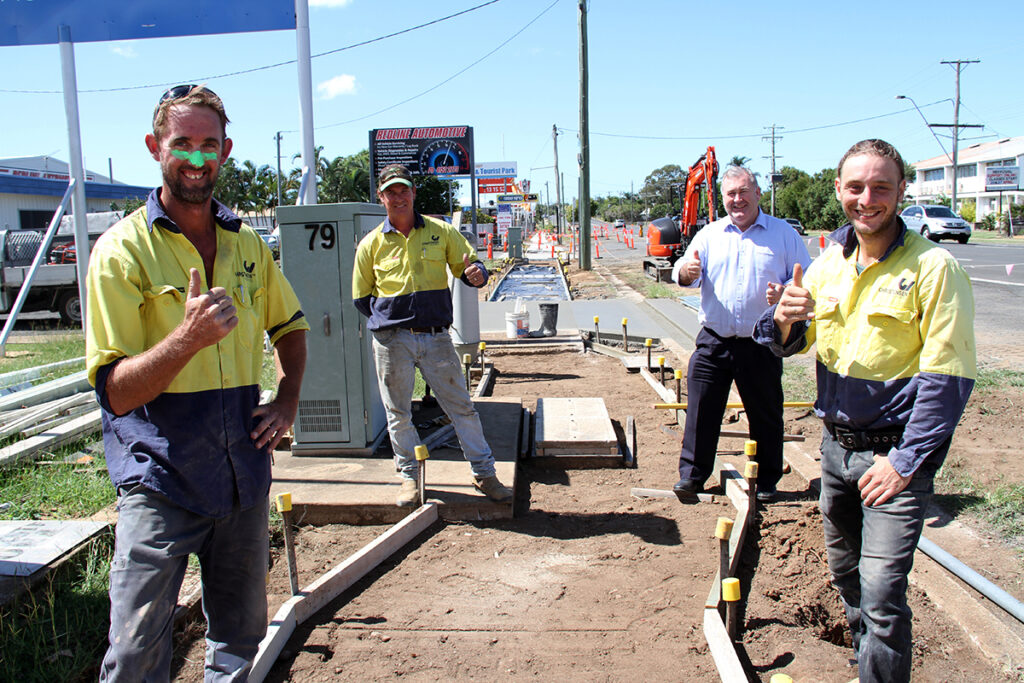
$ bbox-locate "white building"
[0,156,149,232]
[906,137,1023,219]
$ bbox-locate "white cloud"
[110,45,137,58]
[309,0,354,7]
[317,74,357,100]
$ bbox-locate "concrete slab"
[534,397,618,456]
[0,520,108,577]
[270,398,521,525]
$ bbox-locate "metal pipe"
[917,535,1024,624]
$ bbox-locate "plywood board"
[0,520,108,576]
[534,397,617,455]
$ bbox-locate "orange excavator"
[642,146,718,282]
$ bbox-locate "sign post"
[986,166,1020,236]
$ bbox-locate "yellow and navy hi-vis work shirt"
[352,213,488,330]
[85,190,309,518]
[754,220,976,477]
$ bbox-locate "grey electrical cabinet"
[278,203,387,454]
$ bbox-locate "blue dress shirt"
[672,210,810,338]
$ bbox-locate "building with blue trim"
[0,156,150,231]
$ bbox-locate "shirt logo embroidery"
[430,235,440,242]
[244,261,256,273]
[898,278,914,291]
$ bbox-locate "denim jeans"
[100,487,269,682]
[819,431,946,683]
[371,328,495,481]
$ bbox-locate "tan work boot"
[396,479,418,507]
[473,475,513,502]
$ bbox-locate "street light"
[895,95,952,163]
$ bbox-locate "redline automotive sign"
[986,166,1021,192]
[369,126,474,179]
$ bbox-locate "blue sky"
[2,0,1023,205]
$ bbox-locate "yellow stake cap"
[644,338,652,347]
[769,676,794,683]
[463,353,472,364]
[744,440,757,456]
[593,315,600,323]
[478,341,486,351]
[744,461,759,479]
[722,577,741,602]
[715,517,734,539]
[657,355,665,366]
[674,369,682,380]
[414,445,429,461]
[621,317,628,326]
[275,492,292,513]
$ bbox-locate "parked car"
[613,219,625,229]
[254,226,280,258]
[900,204,971,244]
[782,217,806,235]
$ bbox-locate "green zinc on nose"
[170,149,217,167]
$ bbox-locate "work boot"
[396,479,419,507]
[538,303,559,337]
[473,475,513,502]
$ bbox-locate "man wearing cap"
[354,164,512,506]
[86,84,309,680]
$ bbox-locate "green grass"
[0,439,112,521]
[781,359,816,403]
[935,461,1024,551]
[0,334,86,381]
[0,533,113,683]
[975,367,1024,390]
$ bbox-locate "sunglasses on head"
[158,84,216,105]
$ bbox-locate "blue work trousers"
[100,487,269,682]
[678,327,785,488]
[819,431,945,683]
[371,328,495,481]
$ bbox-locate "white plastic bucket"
[505,310,529,339]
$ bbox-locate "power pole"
[274,131,284,213]
[552,124,562,237]
[762,124,783,216]
[941,59,980,212]
[578,0,592,270]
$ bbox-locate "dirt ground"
[167,262,1024,681]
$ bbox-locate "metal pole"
[275,131,284,211]
[941,59,980,212]
[58,25,90,328]
[295,0,317,205]
[552,125,562,237]
[578,0,591,271]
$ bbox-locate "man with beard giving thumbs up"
[671,164,810,503]
[754,139,975,683]
[85,85,308,681]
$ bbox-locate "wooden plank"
[0,409,101,468]
[250,597,300,683]
[638,368,677,403]
[293,502,439,623]
[519,408,531,458]
[0,371,90,413]
[703,608,748,682]
[0,392,93,440]
[718,428,805,443]
[536,445,619,456]
[530,454,623,469]
[630,487,717,503]
[534,397,617,449]
[622,415,636,468]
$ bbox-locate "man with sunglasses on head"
[86,84,309,681]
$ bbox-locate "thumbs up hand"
[773,262,815,340]
[180,267,238,351]
[678,250,702,286]
[463,253,485,287]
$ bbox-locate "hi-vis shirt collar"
[144,188,242,234]
[380,212,426,234]
[829,217,908,261]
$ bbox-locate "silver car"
[900,204,971,244]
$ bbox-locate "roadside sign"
[986,166,1020,192]
[497,194,525,202]
[524,193,539,202]
[0,0,295,46]
[369,126,474,179]
[476,162,517,179]
[479,178,514,194]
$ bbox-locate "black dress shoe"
[756,486,778,503]
[673,478,703,494]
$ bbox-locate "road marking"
[970,278,1024,287]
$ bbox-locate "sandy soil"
[168,261,1024,682]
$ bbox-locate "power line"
[0,0,504,94]
[314,0,560,130]
[558,100,950,141]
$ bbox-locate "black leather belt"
[825,421,904,451]
[408,326,448,334]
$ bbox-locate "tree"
[641,164,686,218]
[727,155,751,167]
[799,168,845,232]
[415,175,460,215]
